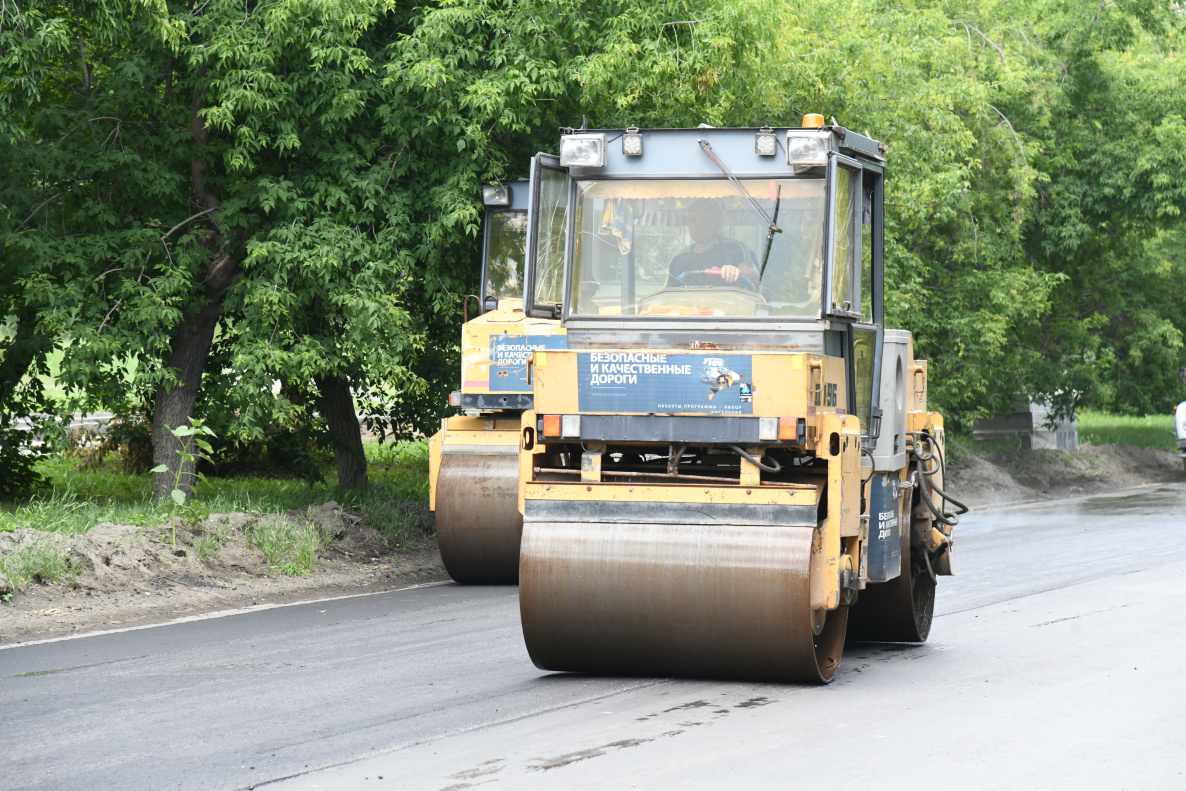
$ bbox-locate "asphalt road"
[3,483,1185,791]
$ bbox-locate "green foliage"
[0,421,45,497]
[150,418,216,545]
[359,440,433,544]
[195,522,229,563]
[4,439,428,535]
[362,498,431,547]
[1077,411,1178,451]
[363,439,430,501]
[1,488,97,535]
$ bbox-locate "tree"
[1,0,426,495]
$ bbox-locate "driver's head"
[686,198,723,244]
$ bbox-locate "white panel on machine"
[872,329,911,472]
[1176,401,1186,456]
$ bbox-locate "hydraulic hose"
[729,445,782,473]
[907,431,968,528]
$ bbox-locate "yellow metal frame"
[523,481,818,507]
[460,301,565,396]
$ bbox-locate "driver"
[667,197,760,287]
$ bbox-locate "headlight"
[482,185,510,206]
[560,133,607,168]
[786,131,830,168]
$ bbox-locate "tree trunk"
[316,375,368,490]
[150,81,240,500]
[151,302,222,500]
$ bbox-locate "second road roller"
[429,169,565,583]
[513,119,966,682]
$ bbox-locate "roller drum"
[436,454,523,584]
[519,521,847,683]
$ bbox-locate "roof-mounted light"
[622,126,643,156]
[559,133,607,168]
[786,130,830,168]
[755,127,777,156]
[481,185,511,206]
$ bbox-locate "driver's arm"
[720,245,760,284]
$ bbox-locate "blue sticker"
[577,352,754,414]
[489,334,568,391]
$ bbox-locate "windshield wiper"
[697,139,782,278]
[760,185,781,279]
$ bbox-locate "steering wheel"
[675,267,758,291]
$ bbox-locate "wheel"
[846,504,935,643]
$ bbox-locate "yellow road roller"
[515,120,965,681]
[429,168,567,583]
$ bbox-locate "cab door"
[827,154,886,449]
[523,154,572,319]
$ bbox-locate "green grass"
[195,520,231,562]
[247,517,325,576]
[1077,411,1177,451]
[362,440,432,502]
[0,535,78,592]
[1,439,432,537]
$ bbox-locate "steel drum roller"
[435,453,522,584]
[519,521,848,683]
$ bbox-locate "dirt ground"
[946,442,1185,508]
[0,502,447,646]
[2,442,1183,646]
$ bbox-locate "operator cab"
[522,118,889,450]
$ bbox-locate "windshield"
[570,177,825,318]
[484,210,527,300]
